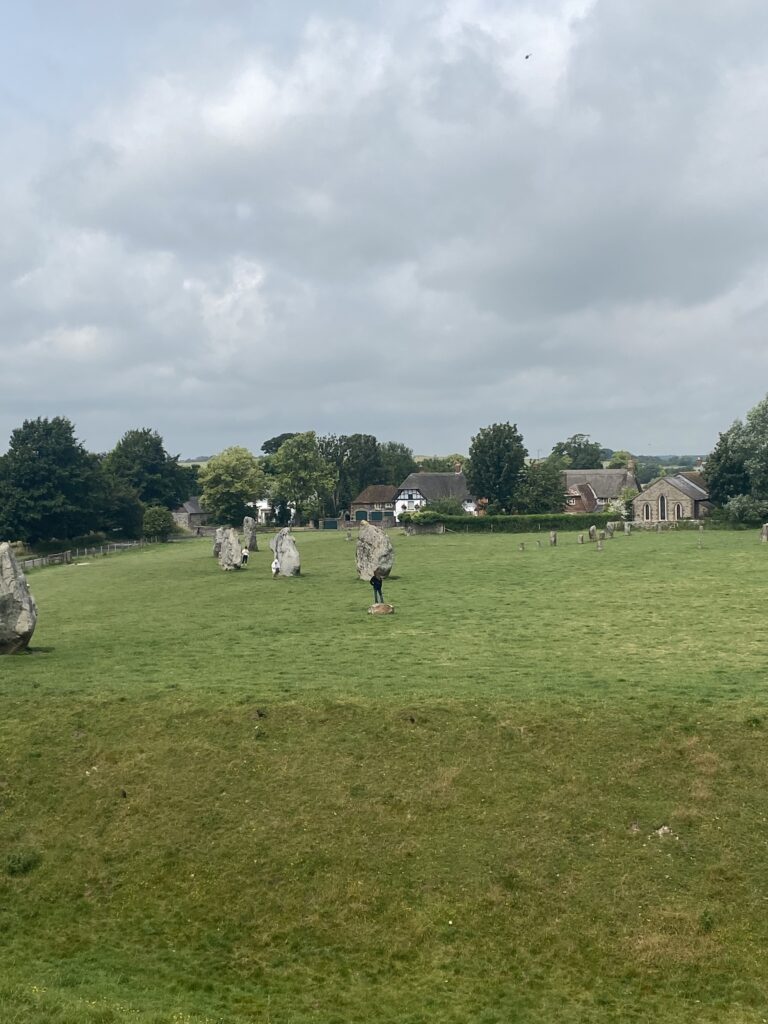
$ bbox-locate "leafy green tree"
[0,417,104,542]
[318,433,384,515]
[704,422,749,505]
[378,441,418,486]
[270,432,337,521]
[513,457,567,514]
[261,432,298,455]
[94,469,145,539]
[103,429,194,508]
[427,497,469,516]
[198,447,268,525]
[607,449,633,468]
[465,423,527,512]
[550,434,603,469]
[418,454,466,472]
[143,505,175,541]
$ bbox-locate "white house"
[394,472,477,520]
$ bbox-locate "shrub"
[400,512,614,533]
[143,506,175,542]
[5,849,42,876]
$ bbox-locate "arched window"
[644,503,651,521]
[675,503,683,520]
[659,495,667,521]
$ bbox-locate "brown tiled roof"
[562,469,639,500]
[351,485,398,505]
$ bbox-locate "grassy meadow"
[2,528,768,1022]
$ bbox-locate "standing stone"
[213,527,225,557]
[578,534,585,544]
[624,522,632,535]
[597,539,604,552]
[0,543,38,653]
[549,531,557,547]
[269,528,301,576]
[243,516,258,552]
[606,523,615,539]
[356,520,394,580]
[536,540,542,549]
[218,528,243,571]
[761,524,768,543]
[518,542,525,552]
[588,525,597,542]
[597,530,606,542]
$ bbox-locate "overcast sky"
[2,0,767,458]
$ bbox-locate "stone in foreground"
[243,516,258,552]
[213,527,225,557]
[269,528,301,576]
[218,528,243,571]
[356,520,394,580]
[0,542,37,653]
[368,603,395,615]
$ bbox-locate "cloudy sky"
[2,0,767,459]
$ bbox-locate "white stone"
[0,542,37,653]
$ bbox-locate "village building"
[394,471,477,519]
[349,485,398,524]
[562,468,640,514]
[171,497,210,532]
[632,472,712,523]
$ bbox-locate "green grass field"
[2,529,768,1023]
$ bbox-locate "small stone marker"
[549,530,557,547]
[597,539,604,552]
[518,542,525,552]
[598,530,605,542]
[606,523,614,538]
[761,524,768,543]
[588,525,597,542]
[536,540,542,549]
[0,542,37,653]
[624,522,632,535]
[368,603,395,615]
[578,534,585,544]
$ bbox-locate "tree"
[261,432,298,456]
[513,457,567,514]
[198,447,268,525]
[378,441,418,486]
[0,417,104,542]
[417,454,467,473]
[143,506,175,541]
[704,423,749,506]
[465,423,527,512]
[317,433,384,515]
[269,432,337,521]
[427,497,469,516]
[103,429,195,508]
[607,450,632,468]
[550,434,603,469]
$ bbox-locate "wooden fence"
[19,541,148,571]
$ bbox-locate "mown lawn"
[1,529,768,1023]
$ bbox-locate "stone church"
[632,472,712,523]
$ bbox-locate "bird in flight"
[525,53,532,59]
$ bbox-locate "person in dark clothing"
[370,571,384,604]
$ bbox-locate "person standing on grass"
[370,570,384,604]
[271,556,280,578]
[241,547,249,565]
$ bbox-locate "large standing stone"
[269,528,301,576]
[218,528,243,571]
[0,543,37,653]
[243,517,258,552]
[356,520,394,580]
[213,527,225,557]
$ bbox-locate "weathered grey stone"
[269,528,301,576]
[588,525,597,542]
[597,539,604,552]
[549,530,557,547]
[761,523,768,543]
[518,542,525,552]
[218,528,243,571]
[356,520,394,580]
[598,530,606,541]
[606,523,615,538]
[624,522,632,535]
[243,517,258,552]
[368,603,395,615]
[213,527,225,557]
[578,534,585,544]
[0,542,37,653]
